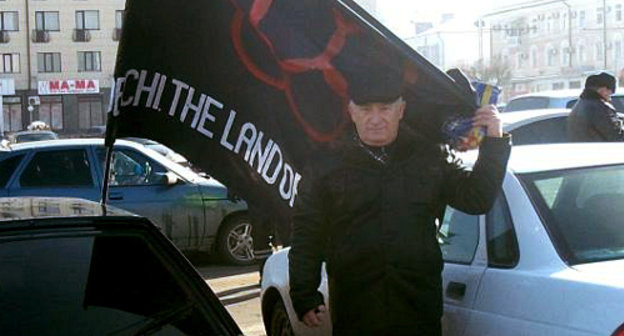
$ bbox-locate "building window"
[561,43,570,66]
[530,46,538,68]
[78,95,104,129]
[37,53,61,73]
[578,44,586,63]
[39,96,63,130]
[35,11,60,31]
[77,51,101,72]
[115,10,124,29]
[547,46,557,66]
[0,11,18,31]
[75,10,99,30]
[516,53,525,69]
[597,7,604,24]
[1,53,19,73]
[596,42,603,61]
[2,96,22,132]
[617,5,622,21]
[552,82,565,90]
[579,10,586,27]
[570,80,582,89]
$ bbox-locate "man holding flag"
[288,65,511,335]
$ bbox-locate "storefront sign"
[0,79,15,95]
[38,79,100,95]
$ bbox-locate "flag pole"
[101,111,117,208]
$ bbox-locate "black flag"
[107,0,476,227]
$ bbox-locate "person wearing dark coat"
[568,72,624,142]
[288,67,511,336]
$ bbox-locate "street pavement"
[195,262,267,336]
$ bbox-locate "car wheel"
[270,300,295,336]
[217,214,255,266]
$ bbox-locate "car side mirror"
[154,172,179,186]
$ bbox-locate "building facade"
[487,0,624,99]
[0,0,124,137]
[405,15,482,71]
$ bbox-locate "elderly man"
[568,72,624,142]
[288,67,511,336]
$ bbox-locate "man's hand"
[473,105,503,138]
[302,305,327,328]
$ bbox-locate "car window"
[566,99,578,109]
[508,116,568,145]
[0,232,223,335]
[97,148,167,186]
[611,96,624,112]
[0,154,24,187]
[520,165,624,264]
[15,133,57,143]
[504,97,550,112]
[20,150,93,187]
[439,207,479,264]
[486,193,519,268]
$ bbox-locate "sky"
[372,0,523,37]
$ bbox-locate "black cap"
[585,72,616,93]
[348,66,404,105]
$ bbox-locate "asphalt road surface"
[194,259,267,336]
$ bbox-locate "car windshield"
[0,230,219,335]
[519,165,624,265]
[15,133,57,143]
[504,97,550,112]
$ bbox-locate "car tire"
[216,214,256,266]
[270,300,295,336]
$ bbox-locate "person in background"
[568,72,624,142]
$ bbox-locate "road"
[194,260,267,336]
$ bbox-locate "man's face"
[597,87,614,101]
[348,97,405,147]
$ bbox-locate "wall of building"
[0,0,124,137]
[487,0,624,100]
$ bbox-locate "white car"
[503,89,624,113]
[261,143,624,336]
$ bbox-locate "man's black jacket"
[568,88,624,142]
[288,129,511,335]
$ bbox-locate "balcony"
[0,31,9,43]
[73,29,91,42]
[112,27,121,41]
[31,30,50,43]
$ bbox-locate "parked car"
[503,89,624,112]
[10,130,59,143]
[0,138,253,265]
[0,196,243,335]
[261,143,624,336]
[501,108,570,145]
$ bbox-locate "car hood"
[566,259,624,288]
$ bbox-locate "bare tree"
[462,56,513,88]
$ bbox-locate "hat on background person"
[585,72,617,93]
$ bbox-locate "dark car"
[0,139,253,265]
[10,130,59,143]
[0,197,243,335]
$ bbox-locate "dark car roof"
[0,197,137,223]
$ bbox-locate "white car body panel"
[261,248,332,336]
[261,144,624,336]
